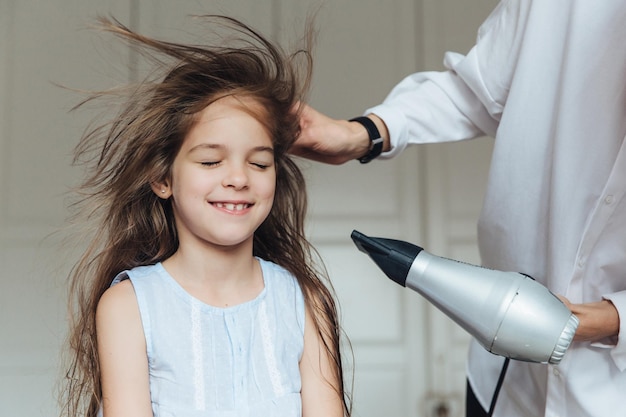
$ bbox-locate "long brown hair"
[61,15,350,417]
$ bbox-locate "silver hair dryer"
[351,230,579,364]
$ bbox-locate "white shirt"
[368,1,626,416]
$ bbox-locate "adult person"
[292,1,625,416]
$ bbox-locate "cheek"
[262,177,277,201]
[268,172,278,199]
[170,178,211,207]
[173,164,216,191]
[256,173,277,206]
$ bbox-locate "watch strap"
[350,116,383,163]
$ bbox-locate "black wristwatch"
[350,116,384,163]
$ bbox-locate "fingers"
[292,104,359,164]
[289,144,354,165]
[555,297,620,342]
[557,294,572,308]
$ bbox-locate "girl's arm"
[96,280,153,417]
[300,306,345,417]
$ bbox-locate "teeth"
[215,202,248,211]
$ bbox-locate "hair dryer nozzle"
[351,230,423,287]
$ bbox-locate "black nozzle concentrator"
[351,230,578,364]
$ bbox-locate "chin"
[209,234,255,250]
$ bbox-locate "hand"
[290,104,376,165]
[558,296,620,343]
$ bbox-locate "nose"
[222,162,249,190]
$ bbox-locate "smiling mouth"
[213,202,252,212]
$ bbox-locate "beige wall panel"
[136,0,275,37]
[420,2,498,415]
[1,0,504,416]
[1,1,131,416]
[4,1,131,232]
[318,244,404,342]
[280,2,427,416]
[351,368,408,417]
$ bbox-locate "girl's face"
[156,96,276,251]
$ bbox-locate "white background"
[0,0,496,416]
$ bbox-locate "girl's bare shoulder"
[96,279,139,324]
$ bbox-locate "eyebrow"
[188,143,274,154]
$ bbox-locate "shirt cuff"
[364,105,408,160]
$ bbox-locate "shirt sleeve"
[366,0,532,159]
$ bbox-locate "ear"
[150,180,172,199]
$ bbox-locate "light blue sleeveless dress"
[111,258,305,417]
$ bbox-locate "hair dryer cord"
[487,358,510,416]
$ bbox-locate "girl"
[62,16,350,417]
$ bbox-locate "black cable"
[487,273,532,415]
[487,357,510,417]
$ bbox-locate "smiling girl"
[62,16,349,417]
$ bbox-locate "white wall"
[0,1,496,416]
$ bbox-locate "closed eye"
[200,161,220,167]
[251,162,270,169]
